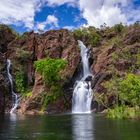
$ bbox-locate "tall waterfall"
[7,59,19,114]
[72,40,93,113]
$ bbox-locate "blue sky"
[0,0,140,33]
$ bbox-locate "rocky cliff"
[0,25,16,113]
[90,25,140,111]
[1,27,80,114]
[0,24,140,114]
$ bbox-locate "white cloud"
[46,15,58,27]
[36,22,46,31]
[36,15,58,31]
[78,0,128,28]
[46,0,76,6]
[63,25,75,30]
[78,0,140,28]
[0,0,75,29]
[0,0,36,29]
[0,0,139,30]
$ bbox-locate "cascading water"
[72,40,93,113]
[7,59,19,114]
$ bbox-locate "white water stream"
[72,41,93,113]
[7,59,19,114]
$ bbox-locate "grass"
[107,106,140,119]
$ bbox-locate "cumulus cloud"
[36,22,46,31]
[78,0,130,28]
[36,15,58,31]
[46,0,76,6]
[0,0,139,30]
[0,0,75,29]
[0,0,36,29]
[46,15,58,27]
[79,0,140,28]
[63,25,75,30]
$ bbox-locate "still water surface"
[0,114,140,140]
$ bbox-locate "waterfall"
[72,40,93,113]
[7,59,19,114]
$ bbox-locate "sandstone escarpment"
[0,24,140,114]
[90,25,140,111]
[6,29,80,114]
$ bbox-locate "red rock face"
[90,26,140,110]
[0,27,81,114]
[1,24,140,114]
[0,53,10,113]
[92,44,116,74]
[0,25,16,113]
[8,29,80,114]
[0,25,16,53]
[92,25,140,78]
[124,26,140,45]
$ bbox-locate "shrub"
[100,77,121,107]
[107,106,125,119]
[110,46,139,73]
[111,53,119,63]
[15,71,26,93]
[103,74,140,107]
[73,29,84,39]
[16,48,30,63]
[73,26,101,46]
[34,58,67,108]
[107,106,140,119]
[21,91,32,99]
[34,58,67,86]
[119,74,140,106]
[136,52,140,67]
[101,73,140,119]
[113,23,124,33]
[42,85,63,108]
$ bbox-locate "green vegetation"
[96,74,140,119]
[1,23,139,117]
[15,71,26,93]
[113,23,124,33]
[119,74,140,106]
[91,24,140,119]
[104,23,125,35]
[34,58,67,85]
[111,47,140,73]
[21,91,32,98]
[73,23,126,48]
[41,85,63,109]
[107,106,140,119]
[34,58,67,109]
[16,48,30,63]
[15,70,32,99]
[73,26,101,46]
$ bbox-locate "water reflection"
[10,113,17,122]
[72,114,94,140]
[0,114,140,140]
